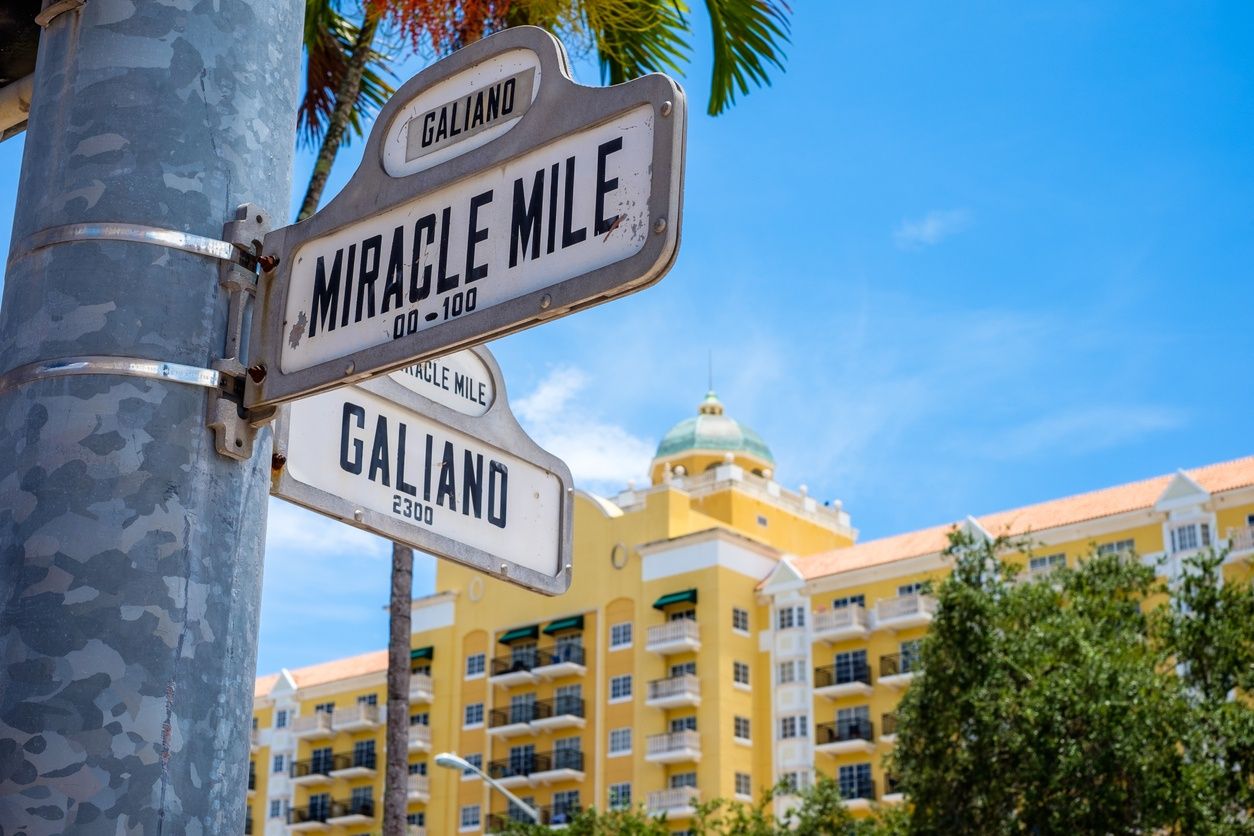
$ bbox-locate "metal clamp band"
[15,222,254,268]
[0,355,223,397]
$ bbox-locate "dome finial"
[698,390,724,416]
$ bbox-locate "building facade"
[247,393,1254,834]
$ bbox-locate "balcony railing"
[880,653,920,678]
[487,804,582,831]
[1230,524,1254,553]
[813,605,869,635]
[329,796,374,820]
[485,749,584,781]
[814,663,872,689]
[815,720,874,746]
[490,705,537,727]
[881,712,898,737]
[490,653,538,677]
[287,805,329,825]
[409,672,434,701]
[290,711,333,737]
[647,674,701,703]
[874,593,937,624]
[646,619,700,650]
[646,730,701,758]
[408,774,430,798]
[290,757,333,780]
[408,723,432,749]
[532,696,585,721]
[247,769,256,791]
[486,756,532,782]
[330,750,377,773]
[646,787,700,814]
[334,702,381,728]
[244,815,253,834]
[535,644,586,667]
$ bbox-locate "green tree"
[297,0,791,220]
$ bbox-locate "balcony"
[879,653,919,688]
[407,774,430,802]
[287,805,330,831]
[645,730,701,764]
[327,750,377,779]
[409,672,434,703]
[646,787,700,819]
[1229,524,1254,557]
[813,606,870,643]
[646,674,701,709]
[290,711,333,740]
[841,780,877,810]
[408,723,432,751]
[244,815,253,835]
[813,663,872,699]
[486,757,534,788]
[873,593,936,632]
[530,697,586,731]
[334,702,381,732]
[489,653,538,687]
[532,644,587,679]
[646,620,701,655]
[488,706,535,738]
[326,796,374,825]
[247,768,256,795]
[486,805,582,832]
[814,720,875,755]
[883,774,904,804]
[290,757,334,786]
[250,727,260,750]
[529,749,585,784]
[880,712,898,744]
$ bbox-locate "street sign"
[272,346,574,595]
[246,27,686,409]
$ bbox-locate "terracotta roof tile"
[255,649,388,698]
[793,455,1254,582]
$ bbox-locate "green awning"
[652,589,698,610]
[542,615,585,635]
[498,625,539,644]
[410,646,433,661]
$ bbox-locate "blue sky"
[2,2,1251,674]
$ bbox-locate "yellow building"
[247,392,1254,834]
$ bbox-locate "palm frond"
[299,0,395,148]
[703,0,790,115]
[587,0,690,87]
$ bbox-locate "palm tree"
[296,0,791,220]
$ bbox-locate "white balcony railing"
[290,711,333,737]
[812,605,869,640]
[874,593,937,625]
[646,787,700,814]
[646,620,700,651]
[646,730,701,758]
[647,674,701,703]
[408,724,432,749]
[1229,525,1254,554]
[407,774,430,798]
[334,702,381,729]
[409,673,434,701]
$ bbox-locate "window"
[460,804,481,830]
[556,683,582,715]
[511,641,538,669]
[832,594,865,609]
[408,761,422,775]
[462,753,482,778]
[671,661,697,678]
[834,649,869,684]
[609,727,632,755]
[609,674,633,701]
[464,702,484,727]
[608,782,632,810]
[776,606,805,630]
[308,793,331,819]
[610,622,633,648]
[314,701,334,714]
[671,715,697,733]
[780,771,812,794]
[410,711,429,726]
[508,744,535,776]
[269,800,282,818]
[837,706,870,738]
[734,715,751,741]
[670,771,698,789]
[735,772,752,798]
[897,582,924,597]
[733,661,750,686]
[900,639,922,673]
[732,607,750,632]
[1171,522,1211,553]
[310,746,332,773]
[510,692,536,724]
[272,753,285,773]
[274,709,288,729]
[668,608,697,622]
[757,514,769,526]
[465,653,486,677]
[838,763,873,800]
[1029,553,1066,574]
[356,693,378,706]
[352,739,376,768]
[1097,538,1135,556]
[779,714,807,739]
[408,812,426,827]
[350,785,373,810]
[552,790,580,822]
[412,661,431,676]
[777,660,800,685]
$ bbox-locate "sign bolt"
[661,100,673,117]
[271,452,287,472]
[353,509,364,522]
[258,254,279,272]
[247,364,266,383]
[540,294,552,310]
[500,563,509,574]
[345,362,355,375]
[653,217,667,235]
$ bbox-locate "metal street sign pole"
[245,26,687,410]
[0,1,301,832]
[272,347,575,595]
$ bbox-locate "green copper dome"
[655,391,775,464]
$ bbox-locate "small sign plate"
[247,27,686,409]
[272,347,573,595]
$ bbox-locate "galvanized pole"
[0,1,301,833]
[385,543,414,834]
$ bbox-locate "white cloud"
[893,209,972,249]
[514,366,655,494]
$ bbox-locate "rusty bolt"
[271,452,287,472]
[258,254,280,272]
[247,364,267,383]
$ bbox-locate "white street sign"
[247,27,685,409]
[272,347,573,595]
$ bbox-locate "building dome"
[651,391,774,483]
